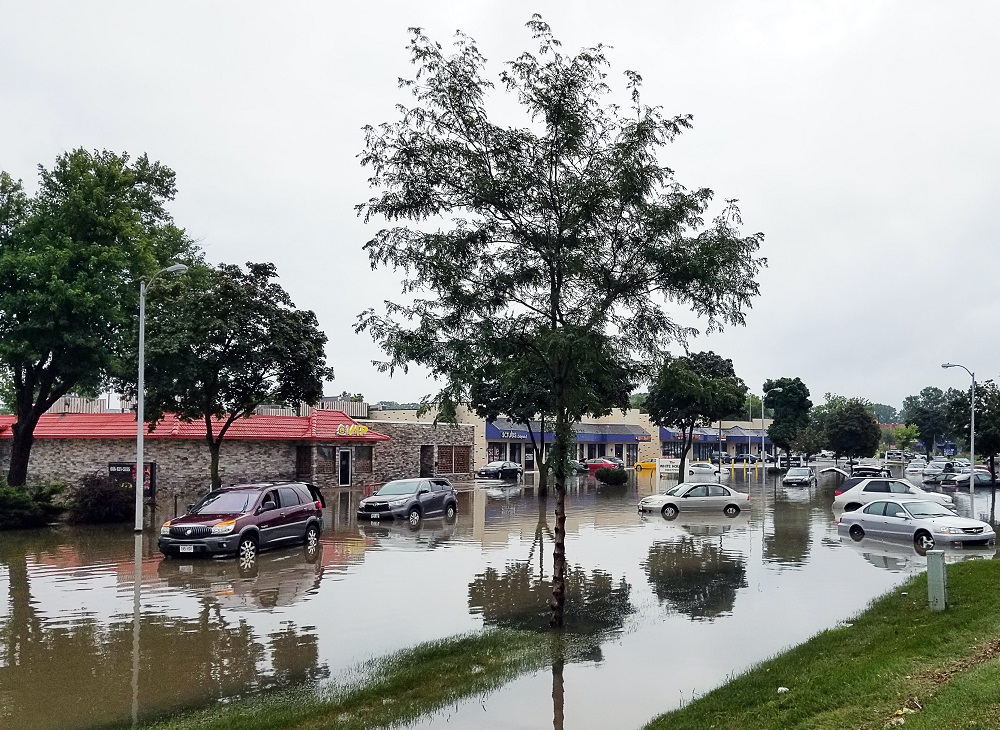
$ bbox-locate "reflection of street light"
[134,263,188,532]
[761,388,782,463]
[942,362,975,518]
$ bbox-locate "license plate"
[179,545,194,553]
[371,513,380,520]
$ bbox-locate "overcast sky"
[3,1,998,410]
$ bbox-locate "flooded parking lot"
[0,465,996,729]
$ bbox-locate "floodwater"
[0,466,996,730]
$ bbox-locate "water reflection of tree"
[643,536,747,620]
[0,533,327,729]
[764,493,813,566]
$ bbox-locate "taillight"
[746,493,751,500]
[314,501,322,509]
[834,489,844,496]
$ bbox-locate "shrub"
[68,473,135,524]
[594,467,628,485]
[0,483,64,530]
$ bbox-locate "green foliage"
[594,467,628,485]
[790,423,824,458]
[122,262,334,488]
[891,423,920,451]
[763,377,812,455]
[871,402,899,424]
[727,393,771,421]
[0,483,64,530]
[647,352,747,477]
[356,18,763,625]
[629,392,648,412]
[0,149,197,485]
[67,472,134,524]
[901,386,952,456]
[826,398,881,458]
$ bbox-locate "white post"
[970,373,976,518]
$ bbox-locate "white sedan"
[687,462,720,476]
[833,477,954,512]
[638,482,751,519]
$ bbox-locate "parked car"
[947,472,999,488]
[159,482,325,567]
[782,467,817,486]
[637,482,751,519]
[634,458,679,472]
[566,459,586,475]
[585,457,624,471]
[832,477,954,512]
[476,461,523,479]
[357,477,458,527]
[852,464,891,478]
[688,462,721,476]
[604,455,626,468]
[905,458,927,473]
[922,460,956,477]
[837,498,995,553]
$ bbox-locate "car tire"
[445,502,457,520]
[407,507,422,527]
[724,505,740,517]
[634,464,642,472]
[844,503,862,512]
[304,523,320,551]
[849,525,864,541]
[914,530,935,554]
[238,534,258,571]
[661,504,679,520]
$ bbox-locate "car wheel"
[634,464,642,472]
[844,503,862,512]
[914,531,935,553]
[445,502,457,520]
[304,523,320,550]
[238,534,258,571]
[407,507,422,527]
[724,505,740,517]
[849,525,864,541]
[661,504,679,520]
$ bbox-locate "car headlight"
[211,519,236,535]
[937,526,963,534]
[160,521,172,535]
[388,498,407,507]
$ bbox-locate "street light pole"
[942,362,976,519]
[135,263,188,532]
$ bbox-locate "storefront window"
[487,442,508,462]
[625,444,638,467]
[509,443,521,465]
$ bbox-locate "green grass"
[137,629,553,730]
[646,559,1000,730]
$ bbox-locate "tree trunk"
[7,414,42,487]
[548,409,571,628]
[209,440,222,489]
[551,652,565,730]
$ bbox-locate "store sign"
[500,430,528,440]
[336,424,369,437]
[635,434,652,442]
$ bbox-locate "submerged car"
[476,460,523,479]
[782,467,817,486]
[585,457,624,471]
[566,459,587,474]
[837,499,995,553]
[687,462,720,475]
[833,478,954,512]
[637,482,751,519]
[158,482,325,567]
[357,478,458,526]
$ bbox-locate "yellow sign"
[336,423,370,437]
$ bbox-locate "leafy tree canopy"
[901,386,951,456]
[872,403,899,424]
[122,262,333,488]
[826,397,881,458]
[0,149,196,485]
[356,17,765,626]
[763,377,811,456]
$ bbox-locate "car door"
[859,501,888,537]
[277,486,308,541]
[417,479,439,516]
[706,485,730,511]
[256,488,284,546]
[880,501,910,538]
[860,480,890,504]
[682,485,709,509]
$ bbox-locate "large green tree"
[901,386,951,457]
[127,262,333,488]
[0,150,193,486]
[763,377,811,463]
[871,403,899,425]
[826,398,881,461]
[645,352,748,479]
[356,19,764,626]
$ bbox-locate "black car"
[357,478,458,527]
[159,482,325,567]
[476,460,523,479]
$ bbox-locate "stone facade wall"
[361,420,476,483]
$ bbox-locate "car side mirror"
[260,500,277,512]
[186,503,195,513]
[418,488,430,495]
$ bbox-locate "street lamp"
[942,362,976,518]
[135,263,188,532]
[762,387,782,463]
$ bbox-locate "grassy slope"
[646,559,1000,730]
[137,629,552,730]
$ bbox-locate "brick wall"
[362,420,475,482]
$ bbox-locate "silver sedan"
[837,499,996,554]
[638,482,751,519]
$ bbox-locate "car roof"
[221,481,310,492]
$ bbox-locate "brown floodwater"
[0,466,994,729]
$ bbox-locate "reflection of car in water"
[485,485,524,500]
[358,517,457,550]
[156,540,324,609]
[838,536,995,574]
[639,511,753,537]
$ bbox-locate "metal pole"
[134,279,146,533]
[971,373,976,519]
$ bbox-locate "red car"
[584,457,624,471]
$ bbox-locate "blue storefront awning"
[487,418,651,443]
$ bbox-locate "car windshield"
[376,480,421,496]
[904,501,954,518]
[787,468,810,476]
[484,462,506,468]
[192,490,257,515]
[662,484,687,496]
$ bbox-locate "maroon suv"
[159,482,324,568]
